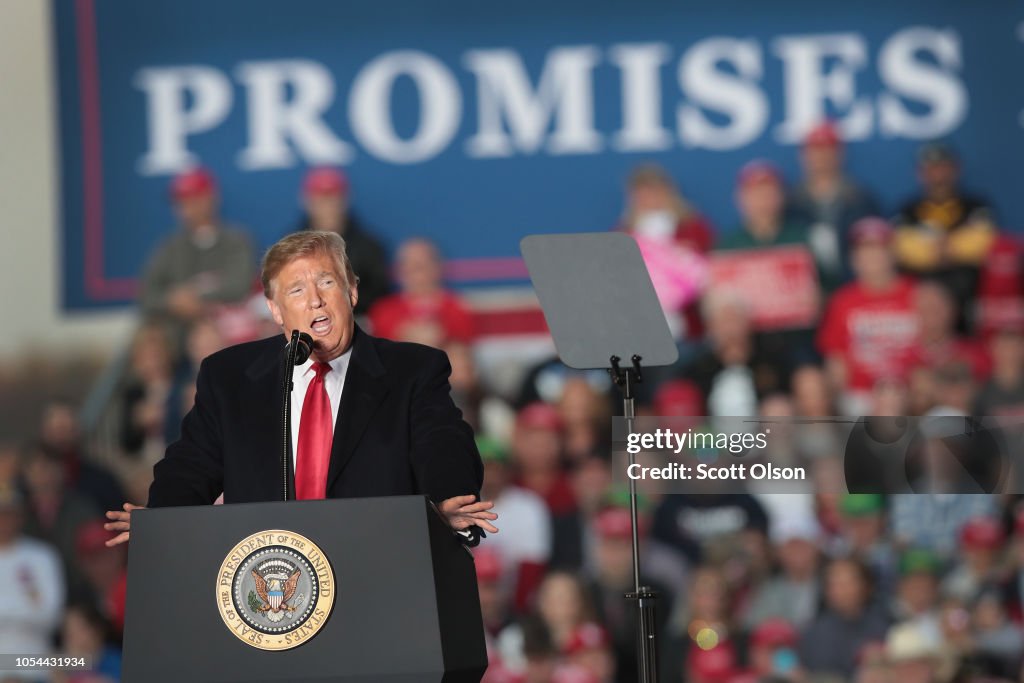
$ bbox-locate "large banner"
[54,0,1024,309]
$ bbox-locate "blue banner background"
[54,0,1024,309]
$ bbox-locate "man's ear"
[266,297,284,326]
[349,285,358,311]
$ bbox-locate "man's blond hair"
[261,231,357,297]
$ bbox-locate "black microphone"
[292,331,315,365]
[281,330,315,501]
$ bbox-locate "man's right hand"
[104,503,145,547]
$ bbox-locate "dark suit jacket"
[148,326,483,510]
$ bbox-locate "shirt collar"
[297,346,353,378]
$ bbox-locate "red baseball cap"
[170,167,217,201]
[737,160,782,189]
[849,217,893,246]
[960,516,1005,550]
[76,519,116,556]
[472,547,503,583]
[750,618,799,650]
[689,640,738,683]
[516,402,564,432]
[303,167,350,197]
[653,379,704,417]
[594,506,638,540]
[804,122,842,148]
[564,622,610,655]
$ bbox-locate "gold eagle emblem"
[251,568,301,613]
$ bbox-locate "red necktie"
[295,361,333,500]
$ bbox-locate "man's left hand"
[439,495,499,534]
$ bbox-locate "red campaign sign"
[708,246,821,330]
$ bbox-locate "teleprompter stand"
[521,233,678,683]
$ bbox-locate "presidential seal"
[216,529,335,651]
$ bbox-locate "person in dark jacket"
[787,122,879,292]
[296,167,391,314]
[799,556,889,678]
[105,231,496,547]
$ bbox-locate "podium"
[122,496,488,683]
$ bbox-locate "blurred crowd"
[3,121,1024,683]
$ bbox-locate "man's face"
[778,537,818,578]
[919,160,959,196]
[792,366,831,417]
[41,404,79,451]
[707,303,751,348]
[23,454,64,495]
[851,241,894,284]
[630,182,672,214]
[512,426,561,472]
[899,573,938,614]
[304,193,347,232]
[397,241,443,295]
[915,284,954,337]
[572,458,611,513]
[826,561,866,615]
[266,252,358,362]
[738,180,784,227]
[802,143,842,177]
[174,194,218,229]
[844,514,883,549]
[991,332,1024,370]
[596,536,633,586]
[476,578,504,623]
[481,460,508,498]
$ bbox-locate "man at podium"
[106,231,498,546]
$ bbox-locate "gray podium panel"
[520,232,678,369]
[123,496,485,683]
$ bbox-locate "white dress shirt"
[289,348,352,469]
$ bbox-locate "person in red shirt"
[817,217,920,414]
[563,622,615,683]
[368,237,475,348]
[744,618,803,680]
[511,403,576,517]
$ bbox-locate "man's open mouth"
[311,315,331,335]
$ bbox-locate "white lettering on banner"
[349,51,461,164]
[135,66,233,175]
[609,43,673,152]
[677,37,768,150]
[236,60,355,169]
[464,46,603,157]
[773,33,873,143]
[878,27,967,139]
[133,26,969,172]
